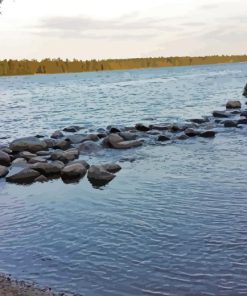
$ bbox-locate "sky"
[0,0,247,60]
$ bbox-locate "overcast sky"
[0,0,247,60]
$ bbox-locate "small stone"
[35,175,48,183]
[19,151,37,160]
[36,151,51,156]
[190,118,208,124]
[135,123,150,132]
[28,157,48,164]
[69,160,90,169]
[10,137,47,153]
[184,128,198,137]
[199,131,216,138]
[53,139,71,150]
[157,135,170,142]
[226,100,241,109]
[63,126,82,133]
[212,111,230,118]
[101,163,122,173]
[0,150,11,166]
[12,158,27,165]
[51,130,64,139]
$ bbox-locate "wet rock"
[87,165,116,187]
[135,123,150,132]
[50,149,79,163]
[243,83,247,97]
[63,126,82,133]
[119,132,138,141]
[212,111,230,118]
[52,160,65,170]
[10,137,47,153]
[190,118,208,124]
[109,127,121,133]
[107,134,143,149]
[226,100,241,109]
[35,175,48,183]
[51,130,64,139]
[77,141,102,154]
[53,139,71,150]
[231,110,241,115]
[6,168,41,184]
[176,134,189,140]
[36,151,51,156]
[240,110,247,117]
[101,163,122,173]
[44,138,57,149]
[184,128,198,137]
[170,125,184,133]
[157,135,170,142]
[19,151,37,160]
[65,134,84,144]
[35,134,45,138]
[12,158,27,165]
[1,148,12,154]
[0,165,9,178]
[199,131,216,138]
[149,124,170,131]
[224,120,238,128]
[69,160,90,169]
[97,133,107,139]
[61,163,87,180]
[0,150,11,166]
[28,157,48,164]
[30,162,62,176]
[146,130,161,135]
[238,118,247,125]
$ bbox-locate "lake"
[0,63,247,296]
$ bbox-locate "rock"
[63,126,82,133]
[0,165,9,178]
[135,123,150,132]
[176,134,189,140]
[44,138,57,148]
[61,163,87,180]
[184,128,198,137]
[19,151,37,160]
[30,162,62,176]
[10,137,47,153]
[157,135,170,142]
[119,132,138,141]
[224,120,238,128]
[52,160,65,170]
[240,110,247,117]
[12,158,27,165]
[107,134,143,149]
[101,163,122,173]
[53,139,71,150]
[1,148,12,154]
[170,125,184,132]
[97,133,107,139]
[146,130,161,135]
[69,160,90,169]
[28,157,48,164]
[190,118,208,124]
[87,165,116,187]
[35,175,48,183]
[51,130,64,139]
[0,150,11,166]
[243,83,247,97]
[238,118,247,125]
[77,141,102,154]
[35,134,45,138]
[6,168,41,184]
[212,111,230,118]
[65,134,87,144]
[231,110,241,115]
[149,124,170,131]
[199,131,216,138]
[226,100,241,109]
[107,125,123,133]
[36,151,51,156]
[50,149,79,163]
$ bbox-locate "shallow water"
[0,63,247,296]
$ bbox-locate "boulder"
[50,149,79,163]
[226,100,241,109]
[12,158,27,165]
[107,134,143,149]
[36,151,51,156]
[28,157,48,164]
[135,123,150,132]
[238,118,247,125]
[157,135,170,142]
[224,120,238,128]
[63,126,82,133]
[199,131,216,138]
[87,165,116,187]
[30,162,62,176]
[53,139,71,150]
[190,118,208,124]
[212,111,230,118]
[101,163,122,173]
[10,137,47,153]
[44,138,58,148]
[77,141,102,154]
[6,168,41,184]
[69,160,90,169]
[19,151,37,160]
[65,134,86,144]
[0,165,9,178]
[119,132,138,141]
[184,128,198,137]
[51,130,64,139]
[0,150,11,166]
[61,163,87,180]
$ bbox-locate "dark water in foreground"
[0,63,247,296]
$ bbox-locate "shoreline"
[0,274,59,296]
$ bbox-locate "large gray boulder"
[10,137,47,153]
[6,168,41,184]
[226,100,241,109]
[30,162,62,176]
[0,150,11,166]
[0,165,9,178]
[87,165,116,187]
[61,163,87,180]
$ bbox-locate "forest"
[0,55,247,76]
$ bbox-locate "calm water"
[0,63,247,296]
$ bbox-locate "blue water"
[0,63,247,296]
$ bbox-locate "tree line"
[0,55,247,76]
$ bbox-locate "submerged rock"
[135,123,150,132]
[6,168,41,184]
[157,135,170,142]
[87,165,116,187]
[0,150,11,166]
[238,118,247,125]
[77,141,102,154]
[19,151,37,160]
[10,137,47,153]
[50,149,79,163]
[28,156,48,164]
[224,120,238,128]
[184,128,198,137]
[190,118,208,124]
[226,100,241,109]
[212,111,230,118]
[63,126,82,133]
[0,165,9,178]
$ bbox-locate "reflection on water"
[0,63,247,295]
